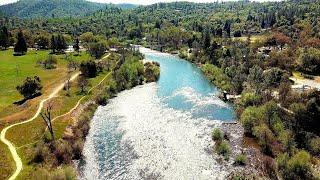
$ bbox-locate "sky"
[0,0,280,6]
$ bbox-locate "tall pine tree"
[14,30,27,55]
[73,38,80,54]
[56,34,67,53]
[0,26,10,50]
[50,35,57,54]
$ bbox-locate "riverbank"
[143,46,267,178]
[0,49,161,179]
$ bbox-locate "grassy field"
[0,50,90,110]
[0,51,118,179]
[0,49,92,179]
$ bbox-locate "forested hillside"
[0,0,106,18]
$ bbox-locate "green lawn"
[0,49,91,179]
[0,50,90,114]
[3,53,117,180]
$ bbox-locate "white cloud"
[0,0,17,5]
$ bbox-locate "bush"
[240,106,264,134]
[37,55,58,69]
[54,140,73,164]
[234,154,247,166]
[212,128,224,142]
[80,60,98,78]
[240,92,262,108]
[32,142,50,163]
[308,137,320,155]
[253,124,275,155]
[263,156,277,179]
[277,151,314,180]
[144,61,160,82]
[71,140,84,160]
[201,64,232,91]
[50,166,76,180]
[216,141,231,160]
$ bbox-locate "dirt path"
[51,53,112,123]
[290,76,320,90]
[0,53,111,180]
[0,72,80,180]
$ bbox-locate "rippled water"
[79,48,235,180]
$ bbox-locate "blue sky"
[0,0,281,6]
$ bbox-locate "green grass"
[292,71,306,80]
[0,50,91,179]
[0,50,90,113]
[0,138,15,180]
[3,53,117,179]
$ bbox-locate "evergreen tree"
[0,26,10,49]
[50,35,57,54]
[202,30,211,52]
[73,38,80,54]
[14,30,27,55]
[56,34,67,52]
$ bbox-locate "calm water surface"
[79,47,235,180]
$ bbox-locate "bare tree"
[77,76,88,93]
[40,101,55,141]
[64,75,71,96]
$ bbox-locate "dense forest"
[0,0,320,179]
[0,0,137,18]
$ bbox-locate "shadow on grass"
[13,92,42,105]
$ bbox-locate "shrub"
[240,92,262,108]
[277,151,314,180]
[253,124,275,155]
[309,137,320,155]
[201,64,232,91]
[212,128,224,142]
[240,106,264,134]
[32,142,50,163]
[234,154,247,166]
[72,140,84,160]
[95,92,108,106]
[80,60,97,78]
[37,55,58,69]
[144,61,160,82]
[263,156,277,179]
[50,166,76,180]
[216,141,231,160]
[54,140,73,164]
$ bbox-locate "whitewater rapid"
[79,48,236,180]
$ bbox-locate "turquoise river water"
[79,47,236,179]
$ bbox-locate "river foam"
[80,47,236,180]
[80,83,232,180]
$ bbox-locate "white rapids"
[80,83,230,180]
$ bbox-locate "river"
[79,47,236,180]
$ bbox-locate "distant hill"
[0,0,107,18]
[115,3,138,9]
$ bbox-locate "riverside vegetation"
[0,0,319,179]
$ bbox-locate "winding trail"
[50,54,113,124]
[0,53,111,180]
[0,72,80,180]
